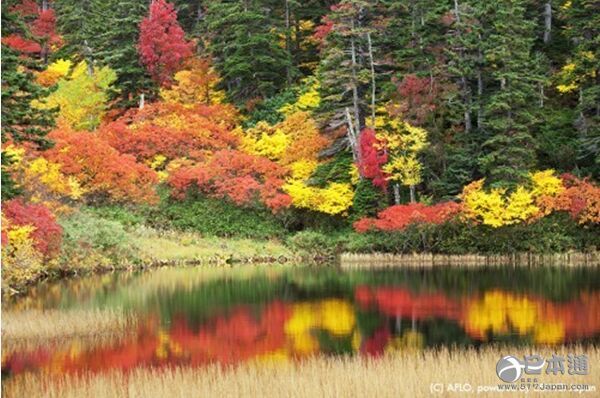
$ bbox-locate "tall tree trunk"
[284,0,292,86]
[366,32,376,128]
[83,40,94,76]
[543,2,552,43]
[139,93,145,109]
[350,18,362,159]
[409,185,416,203]
[345,107,359,162]
[453,0,471,133]
[477,37,484,129]
[393,184,401,205]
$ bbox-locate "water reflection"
[3,266,600,375]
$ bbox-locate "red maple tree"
[353,202,461,233]
[358,128,388,189]
[2,199,63,257]
[138,0,194,86]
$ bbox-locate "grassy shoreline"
[4,347,599,397]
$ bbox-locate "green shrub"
[309,151,354,187]
[286,231,340,257]
[339,214,600,254]
[350,179,388,220]
[58,211,139,266]
[86,205,146,228]
[161,196,287,239]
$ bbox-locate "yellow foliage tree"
[1,219,44,291]
[279,77,321,116]
[555,51,596,94]
[33,61,117,131]
[283,160,354,216]
[376,116,429,203]
[36,59,72,87]
[160,59,226,106]
[242,111,327,166]
[459,170,569,227]
[4,145,84,214]
[241,121,289,161]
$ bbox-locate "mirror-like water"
[3,265,600,376]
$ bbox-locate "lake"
[3,265,600,376]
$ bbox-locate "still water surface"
[3,265,600,375]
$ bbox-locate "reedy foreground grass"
[1,308,135,344]
[4,347,599,398]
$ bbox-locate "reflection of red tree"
[356,286,600,344]
[170,301,291,365]
[360,327,390,357]
[541,292,600,340]
[2,303,292,375]
[355,286,462,321]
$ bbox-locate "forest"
[2,0,600,290]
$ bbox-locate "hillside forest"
[2,0,600,289]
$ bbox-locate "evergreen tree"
[478,0,541,186]
[1,1,56,198]
[54,0,155,107]
[204,0,292,104]
[558,0,599,176]
[316,0,375,161]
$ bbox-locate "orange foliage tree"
[168,149,291,212]
[43,127,158,204]
[354,202,462,233]
[545,174,600,224]
[101,102,239,164]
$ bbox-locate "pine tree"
[204,0,292,104]
[316,1,375,162]
[478,0,541,186]
[558,0,599,175]
[1,1,56,198]
[54,0,155,107]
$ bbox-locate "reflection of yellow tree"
[385,330,424,353]
[464,291,565,344]
[285,299,356,355]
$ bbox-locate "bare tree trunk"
[453,0,461,23]
[139,93,145,109]
[345,107,359,162]
[366,32,376,128]
[409,185,416,203]
[393,184,401,205]
[543,2,552,43]
[539,83,545,108]
[83,40,94,76]
[463,78,472,133]
[453,0,471,133]
[350,18,362,158]
[477,38,484,129]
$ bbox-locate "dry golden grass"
[1,308,136,343]
[4,347,599,398]
[131,226,294,262]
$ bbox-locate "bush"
[160,195,287,239]
[351,179,387,220]
[58,211,139,266]
[2,199,62,257]
[86,205,146,228]
[286,231,340,257]
[339,213,600,254]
